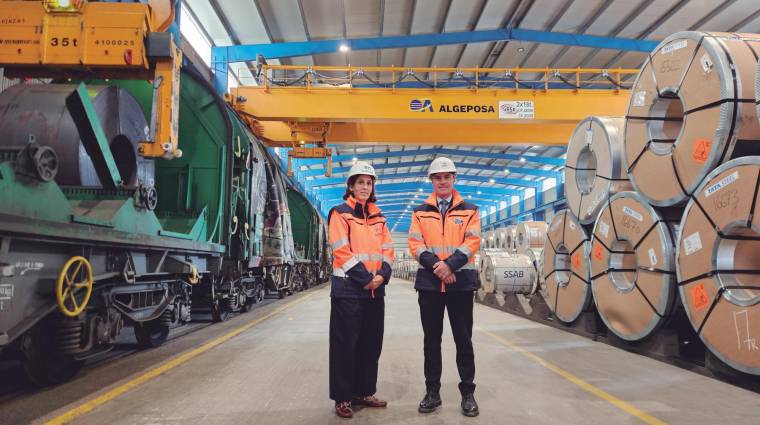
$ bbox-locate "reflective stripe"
[409,232,423,241]
[354,253,385,262]
[383,256,393,264]
[464,230,480,238]
[415,247,431,261]
[331,238,349,249]
[333,269,347,278]
[381,243,394,249]
[458,245,473,257]
[460,263,478,270]
[340,256,360,273]
[430,246,456,255]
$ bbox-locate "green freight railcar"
[287,189,330,292]
[0,68,304,386]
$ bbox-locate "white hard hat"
[347,161,377,180]
[428,157,457,176]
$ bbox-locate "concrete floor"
[35,280,760,425]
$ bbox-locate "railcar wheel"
[56,256,94,318]
[255,283,265,303]
[20,318,84,387]
[134,310,172,349]
[211,298,232,322]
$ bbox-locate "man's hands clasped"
[433,261,456,285]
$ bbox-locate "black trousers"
[329,297,385,402]
[418,290,475,394]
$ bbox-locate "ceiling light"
[519,157,526,163]
[504,169,510,174]
[517,46,525,53]
[418,188,423,192]
[477,191,482,195]
[339,43,350,53]
[468,195,472,199]
[489,178,495,183]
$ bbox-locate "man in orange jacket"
[408,157,481,417]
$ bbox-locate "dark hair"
[343,174,377,203]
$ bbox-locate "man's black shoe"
[461,392,479,417]
[418,390,442,413]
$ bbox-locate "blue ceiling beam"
[295,148,565,167]
[316,182,520,197]
[212,28,658,92]
[309,172,540,189]
[301,160,559,179]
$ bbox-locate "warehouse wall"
[391,232,411,259]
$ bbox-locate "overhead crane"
[228,64,637,177]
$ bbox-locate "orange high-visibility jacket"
[328,195,395,299]
[408,190,480,292]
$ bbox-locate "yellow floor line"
[45,291,319,425]
[477,326,667,425]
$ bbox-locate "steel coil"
[516,221,547,251]
[591,192,680,341]
[565,116,632,224]
[0,83,153,187]
[677,157,760,375]
[542,210,592,323]
[625,31,760,207]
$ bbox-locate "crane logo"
[410,98,433,112]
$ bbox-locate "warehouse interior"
[1,0,760,424]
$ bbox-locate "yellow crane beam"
[229,65,635,146]
[257,121,579,146]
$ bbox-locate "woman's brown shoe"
[335,401,353,418]
[352,395,388,408]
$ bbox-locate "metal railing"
[251,65,639,91]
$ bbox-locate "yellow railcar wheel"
[56,256,94,318]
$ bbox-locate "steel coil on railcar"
[0,83,154,187]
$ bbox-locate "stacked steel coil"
[542,210,593,324]
[540,31,760,375]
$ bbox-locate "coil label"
[0,284,12,300]
[683,232,703,256]
[0,284,12,313]
[623,206,644,222]
[661,40,687,55]
[691,283,709,311]
[633,91,647,107]
[648,248,657,266]
[704,171,738,198]
[585,129,593,144]
[593,243,604,261]
[598,220,609,238]
[692,139,711,163]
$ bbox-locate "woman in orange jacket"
[328,161,394,419]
